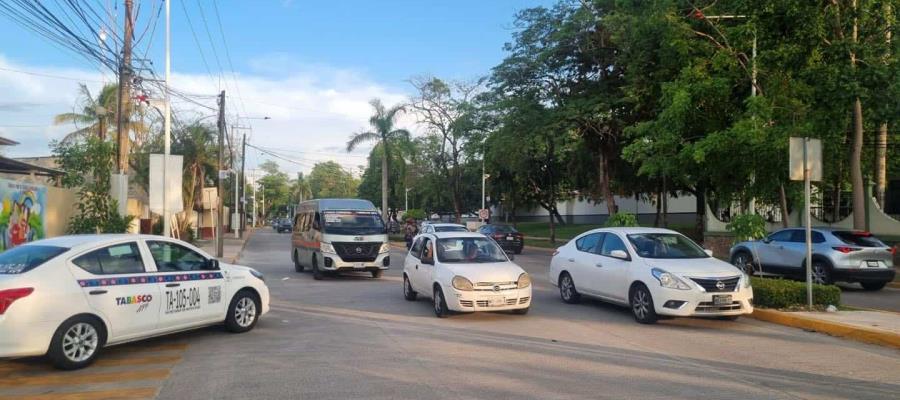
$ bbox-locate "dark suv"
[276,218,293,233]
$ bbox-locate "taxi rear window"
[0,245,68,274]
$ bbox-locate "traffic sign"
[478,208,490,220]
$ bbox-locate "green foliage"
[309,161,358,199]
[604,213,638,227]
[726,214,767,243]
[52,137,135,234]
[402,209,426,220]
[750,277,841,309]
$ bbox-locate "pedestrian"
[404,218,418,249]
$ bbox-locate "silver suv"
[730,228,896,290]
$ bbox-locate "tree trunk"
[694,186,705,238]
[381,147,389,223]
[662,175,668,228]
[654,183,661,227]
[547,205,556,244]
[779,184,789,228]
[599,151,617,215]
[875,125,887,208]
[850,98,865,229]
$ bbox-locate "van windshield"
[322,210,385,235]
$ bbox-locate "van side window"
[313,212,322,230]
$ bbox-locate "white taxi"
[0,234,269,369]
[402,232,531,317]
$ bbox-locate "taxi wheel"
[630,284,658,324]
[403,275,418,301]
[312,255,323,280]
[293,250,305,273]
[433,286,449,318]
[225,290,261,333]
[371,270,383,279]
[48,316,105,370]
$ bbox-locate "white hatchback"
[0,234,270,369]
[549,228,753,324]
[403,232,532,317]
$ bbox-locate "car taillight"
[493,234,505,239]
[832,246,862,254]
[0,287,34,315]
[852,231,872,237]
[891,246,897,256]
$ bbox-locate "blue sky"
[0,0,553,173]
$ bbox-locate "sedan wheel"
[630,284,658,324]
[48,317,103,370]
[559,273,581,304]
[226,291,260,333]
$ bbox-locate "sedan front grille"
[695,301,743,313]
[690,276,740,292]
[332,242,380,262]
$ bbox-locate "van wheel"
[371,270,383,279]
[47,316,105,370]
[312,255,323,280]
[293,250,304,272]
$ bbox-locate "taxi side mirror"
[205,259,220,270]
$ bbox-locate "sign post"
[789,137,822,310]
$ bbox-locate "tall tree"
[346,99,410,221]
[309,161,358,199]
[53,84,118,142]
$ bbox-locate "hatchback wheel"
[48,316,104,370]
[226,290,260,333]
[433,287,449,318]
[811,261,833,285]
[403,275,418,301]
[558,272,581,304]
[630,284,658,324]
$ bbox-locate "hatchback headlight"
[651,268,691,290]
[517,273,531,288]
[320,242,336,254]
[379,243,391,254]
[452,276,474,291]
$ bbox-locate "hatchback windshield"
[0,245,68,274]
[436,237,508,263]
[627,233,708,259]
[322,210,385,235]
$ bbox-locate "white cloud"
[0,55,418,178]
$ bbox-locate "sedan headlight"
[451,276,474,291]
[249,268,265,282]
[517,273,531,288]
[740,273,752,289]
[320,242,336,254]
[379,243,391,254]
[651,268,691,290]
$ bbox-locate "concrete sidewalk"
[750,308,900,350]
[196,229,254,263]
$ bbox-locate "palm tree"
[347,99,410,221]
[53,83,118,143]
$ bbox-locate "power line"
[178,0,219,91]
[211,0,247,118]
[0,66,106,83]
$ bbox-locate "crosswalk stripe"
[0,387,158,400]
[0,369,170,388]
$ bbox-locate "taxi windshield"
[0,245,68,274]
[322,211,385,235]
[436,237,508,263]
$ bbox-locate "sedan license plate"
[713,295,732,306]
[489,297,506,307]
[353,262,365,269]
[506,236,514,241]
[866,261,879,268]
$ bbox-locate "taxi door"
[69,241,161,342]
[145,240,228,330]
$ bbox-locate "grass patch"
[525,238,566,249]
[513,221,700,241]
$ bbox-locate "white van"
[290,199,390,280]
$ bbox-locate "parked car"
[549,227,753,324]
[276,218,293,233]
[403,232,531,317]
[477,224,524,254]
[422,223,469,233]
[0,234,270,370]
[730,228,896,290]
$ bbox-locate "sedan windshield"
[0,245,68,274]
[322,211,385,235]
[437,237,508,263]
[627,233,708,259]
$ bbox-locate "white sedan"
[402,232,531,317]
[0,234,270,369]
[549,228,753,324]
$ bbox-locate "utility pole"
[162,0,172,237]
[216,91,226,257]
[240,133,247,237]
[114,0,134,218]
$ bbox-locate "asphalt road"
[157,229,900,400]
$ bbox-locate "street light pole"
[216,91,225,258]
[162,0,171,237]
[405,187,411,212]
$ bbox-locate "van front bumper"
[319,252,390,271]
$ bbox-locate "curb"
[749,308,900,350]
[227,229,255,263]
[888,281,900,289]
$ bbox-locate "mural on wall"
[0,179,46,251]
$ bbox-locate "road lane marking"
[0,387,158,400]
[0,369,171,387]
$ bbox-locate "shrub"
[750,277,841,309]
[403,208,426,221]
[604,212,638,227]
[726,214,767,244]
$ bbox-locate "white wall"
[517,194,696,217]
